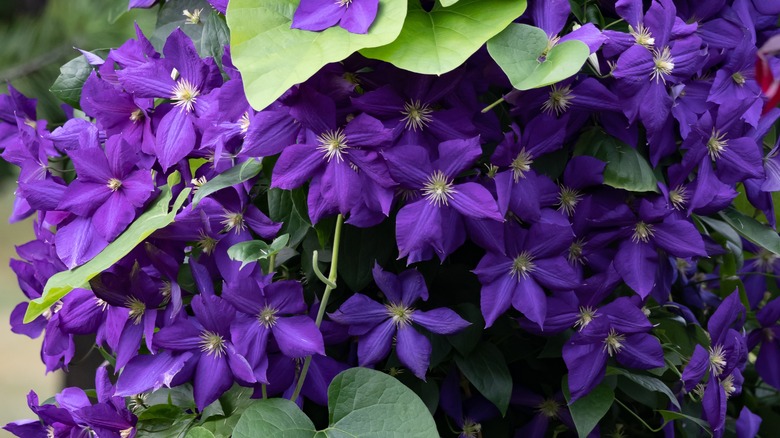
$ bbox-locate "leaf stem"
[481,97,505,113]
[290,214,344,402]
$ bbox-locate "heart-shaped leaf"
[487,23,590,90]
[227,0,407,111]
[360,0,526,75]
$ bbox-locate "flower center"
[756,249,778,272]
[24,118,37,129]
[107,178,123,192]
[239,112,251,134]
[536,398,560,418]
[126,296,146,325]
[120,428,134,438]
[541,84,574,115]
[182,8,203,24]
[721,374,736,398]
[400,100,434,131]
[709,344,727,376]
[316,129,349,163]
[630,24,655,48]
[650,47,675,83]
[196,230,218,255]
[706,129,728,160]
[574,306,597,331]
[568,239,587,265]
[130,108,144,123]
[460,419,482,438]
[336,0,352,6]
[510,251,536,279]
[422,170,456,207]
[732,72,746,86]
[257,306,278,328]
[557,186,582,216]
[385,302,414,327]
[171,78,201,112]
[510,148,534,182]
[95,297,109,311]
[631,221,654,243]
[603,328,626,356]
[199,330,226,357]
[669,185,687,210]
[764,327,776,342]
[221,211,246,234]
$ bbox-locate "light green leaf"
[440,0,460,5]
[326,368,438,437]
[227,0,407,111]
[574,130,658,193]
[232,399,316,438]
[361,0,526,75]
[192,158,262,207]
[186,427,216,438]
[50,54,93,109]
[108,1,129,23]
[455,342,512,415]
[606,367,679,409]
[24,175,191,323]
[564,382,614,437]
[487,23,590,90]
[719,207,780,256]
[228,234,289,269]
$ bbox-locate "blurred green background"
[0,0,154,431]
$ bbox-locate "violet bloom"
[152,294,255,410]
[439,369,499,438]
[329,263,470,379]
[747,297,780,389]
[58,135,154,243]
[681,292,747,436]
[563,297,664,402]
[511,387,576,438]
[382,137,504,263]
[292,0,379,34]
[222,275,325,384]
[473,211,580,328]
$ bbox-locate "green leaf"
[455,342,512,415]
[440,0,460,5]
[50,54,92,109]
[24,175,191,322]
[227,0,407,111]
[574,130,658,192]
[192,158,262,207]
[228,234,290,269]
[447,303,483,357]
[564,382,615,437]
[337,221,395,291]
[232,398,315,438]
[606,367,679,409]
[201,12,230,66]
[487,24,590,90]
[657,410,712,435]
[108,1,129,23]
[268,188,311,247]
[151,0,214,51]
[186,427,216,438]
[326,368,438,437]
[719,207,780,256]
[361,0,526,75]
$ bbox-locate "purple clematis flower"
[563,297,664,402]
[474,210,580,328]
[58,135,154,243]
[328,263,470,379]
[292,0,379,34]
[747,296,780,390]
[681,291,747,436]
[222,275,325,384]
[383,137,504,263]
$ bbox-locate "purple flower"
[292,0,379,35]
[329,264,470,379]
[563,297,664,402]
[747,296,780,390]
[383,137,504,263]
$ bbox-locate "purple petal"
[357,319,395,367]
[614,240,658,298]
[55,217,109,269]
[339,0,379,34]
[512,276,547,329]
[329,293,389,334]
[652,217,706,257]
[93,193,135,241]
[155,108,196,171]
[436,137,482,178]
[681,345,709,392]
[755,339,780,389]
[114,351,193,396]
[480,275,515,328]
[413,308,470,335]
[272,316,325,358]
[450,182,503,221]
[271,144,324,190]
[616,332,664,369]
[194,353,233,410]
[562,340,607,402]
[383,145,433,189]
[736,406,762,438]
[371,263,402,303]
[153,319,201,351]
[291,0,344,32]
[396,326,432,380]
[395,200,441,262]
[532,257,580,290]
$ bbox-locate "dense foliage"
[3,0,780,436]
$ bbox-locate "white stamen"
[422,170,456,207]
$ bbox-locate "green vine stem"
[290,214,344,402]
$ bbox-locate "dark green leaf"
[337,221,395,291]
[657,410,712,435]
[25,174,191,322]
[361,0,526,75]
[574,130,658,192]
[192,158,262,207]
[201,12,230,65]
[564,382,614,437]
[487,23,590,90]
[719,207,780,256]
[50,54,92,109]
[227,0,407,111]
[151,0,213,51]
[455,342,512,415]
[232,398,315,438]
[606,367,679,409]
[447,303,483,356]
[268,188,310,247]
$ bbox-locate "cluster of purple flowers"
[3,0,780,436]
